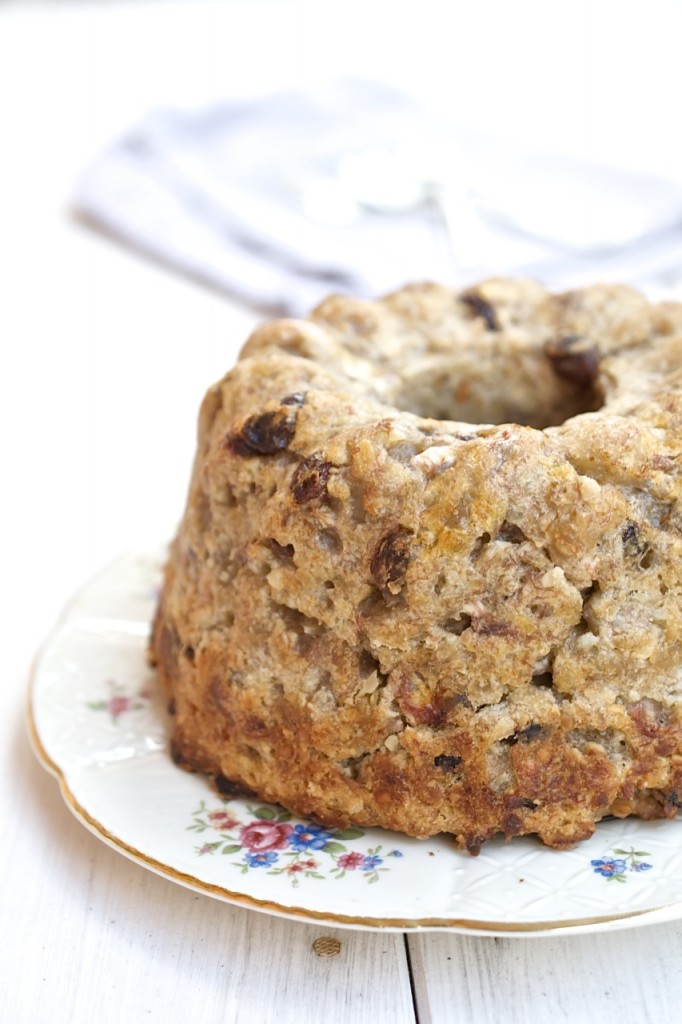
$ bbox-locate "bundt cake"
[151,278,682,852]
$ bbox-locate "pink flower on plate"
[286,858,318,874]
[337,851,365,871]
[240,821,294,852]
[88,680,147,723]
[207,810,240,831]
[107,695,133,719]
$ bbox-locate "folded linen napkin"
[75,81,682,313]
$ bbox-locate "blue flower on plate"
[289,823,334,852]
[630,860,653,872]
[591,857,627,878]
[361,854,383,871]
[245,850,279,868]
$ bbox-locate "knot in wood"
[311,936,342,958]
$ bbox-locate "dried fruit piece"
[497,521,527,544]
[504,723,544,745]
[622,521,645,556]
[544,335,599,386]
[291,454,332,504]
[460,291,499,331]
[370,528,412,593]
[433,754,463,771]
[225,408,297,456]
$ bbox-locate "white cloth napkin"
[75,81,682,314]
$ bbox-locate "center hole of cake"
[392,336,604,429]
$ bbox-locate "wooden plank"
[407,925,682,1024]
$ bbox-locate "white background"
[3,2,682,1021]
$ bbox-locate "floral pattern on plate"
[188,800,404,886]
[87,679,151,723]
[591,847,653,882]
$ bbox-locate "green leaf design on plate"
[321,841,347,855]
[331,827,365,840]
[253,806,277,821]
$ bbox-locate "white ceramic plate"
[29,551,682,936]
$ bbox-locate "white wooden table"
[4,2,682,1021]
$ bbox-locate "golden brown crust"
[151,278,682,851]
